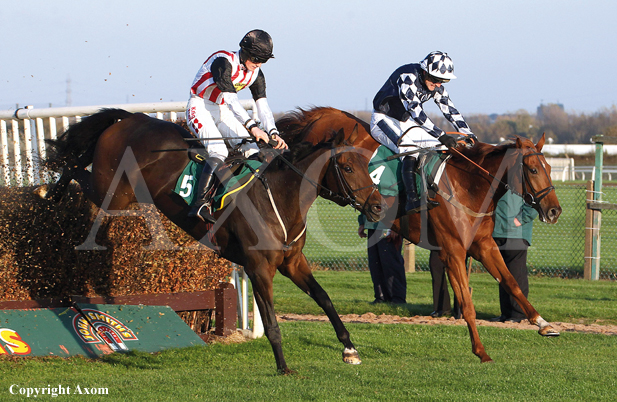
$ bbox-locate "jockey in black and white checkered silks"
[370,51,475,214]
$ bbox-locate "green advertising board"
[0,304,205,357]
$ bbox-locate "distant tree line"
[460,104,617,144]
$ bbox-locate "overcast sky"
[1,0,616,117]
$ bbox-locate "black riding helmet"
[239,29,274,64]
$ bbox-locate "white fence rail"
[545,157,575,182]
[0,100,256,187]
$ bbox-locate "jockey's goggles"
[427,74,450,84]
[248,55,270,64]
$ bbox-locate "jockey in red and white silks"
[186,30,287,223]
[186,49,282,160]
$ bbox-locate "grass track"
[1,271,616,401]
[1,322,616,401]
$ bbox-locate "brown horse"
[277,107,563,363]
[43,108,386,374]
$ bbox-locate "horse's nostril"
[547,207,562,222]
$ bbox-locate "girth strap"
[264,183,306,250]
[434,187,494,218]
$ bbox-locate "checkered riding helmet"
[420,51,457,80]
[239,29,274,63]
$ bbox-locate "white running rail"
[0,100,256,187]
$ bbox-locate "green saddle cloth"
[174,159,263,211]
[368,146,448,196]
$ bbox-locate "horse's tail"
[44,108,133,172]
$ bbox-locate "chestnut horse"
[43,108,386,374]
[277,107,563,363]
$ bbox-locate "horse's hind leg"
[279,253,361,365]
[444,251,493,363]
[37,169,72,202]
[472,240,559,337]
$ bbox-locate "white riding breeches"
[370,112,445,159]
[186,95,259,160]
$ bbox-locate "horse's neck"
[269,147,333,215]
[447,147,513,212]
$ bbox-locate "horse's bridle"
[326,148,379,213]
[519,151,554,206]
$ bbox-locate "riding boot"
[188,157,224,223]
[401,156,423,214]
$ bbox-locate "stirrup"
[189,202,216,223]
[405,198,423,214]
[195,203,216,224]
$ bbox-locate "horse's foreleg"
[279,254,360,365]
[245,264,293,375]
[473,241,559,337]
[445,253,493,363]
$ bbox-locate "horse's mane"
[277,107,369,143]
[271,137,335,171]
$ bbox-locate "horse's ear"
[536,132,546,152]
[516,136,523,149]
[333,127,346,146]
[348,124,359,144]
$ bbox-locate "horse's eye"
[530,168,538,174]
[344,166,352,173]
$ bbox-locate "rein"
[450,147,554,207]
[275,146,378,213]
[255,145,377,250]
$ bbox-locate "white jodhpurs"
[186,95,259,160]
[370,112,445,158]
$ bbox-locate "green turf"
[1,322,616,401]
[1,271,616,401]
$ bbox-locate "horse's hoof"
[343,348,362,365]
[538,326,560,337]
[481,356,494,363]
[33,185,50,199]
[278,367,297,376]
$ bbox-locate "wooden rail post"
[404,241,415,273]
[215,282,237,336]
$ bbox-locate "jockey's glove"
[438,134,458,149]
[465,134,478,146]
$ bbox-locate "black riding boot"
[188,157,224,223]
[402,156,439,214]
[402,156,422,214]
